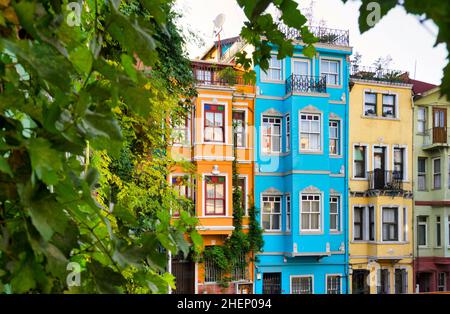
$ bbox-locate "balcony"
[278,24,350,47]
[368,170,403,191]
[286,74,327,95]
[422,127,450,150]
[191,61,251,87]
[350,65,409,85]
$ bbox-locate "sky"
[174,0,448,85]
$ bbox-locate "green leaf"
[27,138,63,185]
[0,156,12,176]
[69,46,93,75]
[358,0,397,33]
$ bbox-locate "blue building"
[252,26,352,294]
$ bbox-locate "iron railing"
[350,65,409,84]
[422,127,450,147]
[368,170,403,191]
[278,24,350,46]
[191,61,250,86]
[286,74,327,94]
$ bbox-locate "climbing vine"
[203,122,263,288]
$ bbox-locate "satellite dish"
[213,13,226,31]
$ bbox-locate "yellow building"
[348,69,414,294]
[169,60,255,294]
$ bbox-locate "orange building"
[169,60,256,294]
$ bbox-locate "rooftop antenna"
[213,13,226,61]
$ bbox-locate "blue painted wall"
[254,44,352,294]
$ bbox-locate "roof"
[214,36,241,46]
[407,78,437,95]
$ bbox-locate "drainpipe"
[411,93,418,293]
[344,67,350,294]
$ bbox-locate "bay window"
[205,176,226,215]
[262,195,281,231]
[204,104,224,142]
[300,113,321,151]
[382,207,399,241]
[301,194,321,231]
[262,116,282,153]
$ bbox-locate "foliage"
[217,67,238,86]
[341,0,449,95]
[0,0,200,294]
[235,0,318,83]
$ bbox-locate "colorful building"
[413,85,450,293]
[348,68,414,294]
[250,26,352,294]
[169,60,256,294]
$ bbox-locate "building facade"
[348,69,414,294]
[251,26,352,294]
[413,86,450,293]
[169,60,256,294]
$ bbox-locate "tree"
[0,0,200,293]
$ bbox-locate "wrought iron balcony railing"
[368,170,403,191]
[422,127,450,148]
[278,24,350,46]
[286,74,327,94]
[191,61,250,86]
[350,65,409,84]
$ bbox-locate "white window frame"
[285,113,290,152]
[403,207,408,242]
[291,58,311,77]
[260,55,284,82]
[290,275,314,294]
[438,272,447,292]
[381,206,400,242]
[325,274,342,294]
[329,195,341,233]
[238,175,249,217]
[363,92,377,117]
[353,205,368,241]
[417,107,426,134]
[433,157,442,190]
[417,157,427,191]
[262,115,282,154]
[392,145,408,182]
[200,172,230,218]
[381,94,397,118]
[261,194,282,232]
[329,119,341,156]
[320,57,342,88]
[200,101,229,145]
[436,216,442,248]
[353,144,369,179]
[417,215,428,248]
[299,112,322,153]
[286,194,291,232]
[171,115,191,146]
[232,109,247,148]
[300,193,322,233]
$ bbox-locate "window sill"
[352,177,368,181]
[260,79,284,84]
[261,152,289,157]
[330,231,342,235]
[361,115,400,121]
[300,231,323,235]
[299,150,323,155]
[330,154,343,158]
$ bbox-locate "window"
[448,216,450,247]
[382,207,398,241]
[436,216,442,247]
[403,207,408,242]
[237,177,247,216]
[262,116,282,153]
[393,147,405,180]
[438,272,447,292]
[364,93,377,116]
[321,59,340,85]
[291,276,313,294]
[378,269,390,294]
[232,111,245,147]
[286,114,290,152]
[172,116,189,145]
[329,120,340,155]
[448,156,450,188]
[300,113,321,151]
[262,195,281,231]
[301,194,321,231]
[369,206,375,241]
[261,55,282,81]
[204,104,224,142]
[293,59,309,76]
[382,94,396,117]
[418,157,427,191]
[330,196,340,232]
[171,175,190,216]
[196,69,212,84]
[417,107,426,133]
[395,269,408,294]
[354,146,367,178]
[327,275,341,294]
[417,216,428,247]
[286,195,291,232]
[204,253,222,282]
[353,207,365,241]
[433,158,441,189]
[205,176,226,215]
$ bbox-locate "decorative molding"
[301,105,321,113]
[262,108,283,116]
[302,185,321,193]
[329,188,340,195]
[262,187,283,195]
[329,112,341,120]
